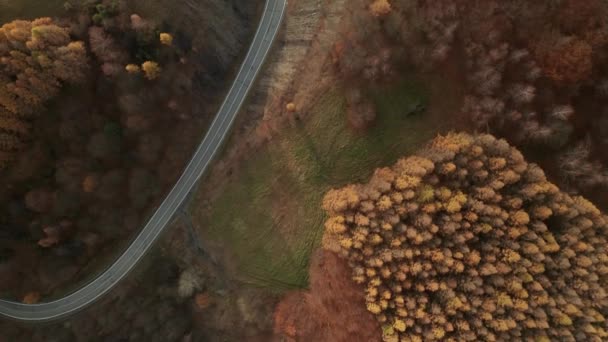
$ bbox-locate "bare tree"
[559,137,608,189]
[549,105,575,121]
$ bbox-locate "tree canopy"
[0,18,88,166]
[322,133,608,341]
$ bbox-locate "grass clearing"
[0,0,66,23]
[197,77,448,291]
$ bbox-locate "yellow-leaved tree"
[0,18,87,166]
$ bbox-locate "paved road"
[0,0,287,322]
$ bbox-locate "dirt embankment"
[197,0,348,209]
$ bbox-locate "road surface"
[0,0,287,322]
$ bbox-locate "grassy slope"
[198,78,448,291]
[0,0,66,23]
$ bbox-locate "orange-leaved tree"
[0,18,88,166]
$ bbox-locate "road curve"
[0,0,287,322]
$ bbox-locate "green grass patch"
[199,78,446,291]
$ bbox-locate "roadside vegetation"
[318,132,608,341]
[0,0,254,304]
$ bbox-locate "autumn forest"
[2,0,608,341]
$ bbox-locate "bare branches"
[549,105,575,121]
[558,137,608,189]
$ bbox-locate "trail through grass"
[198,78,447,291]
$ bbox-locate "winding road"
[0,0,287,322]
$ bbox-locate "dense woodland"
[0,0,254,302]
[321,133,608,341]
[0,220,277,341]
